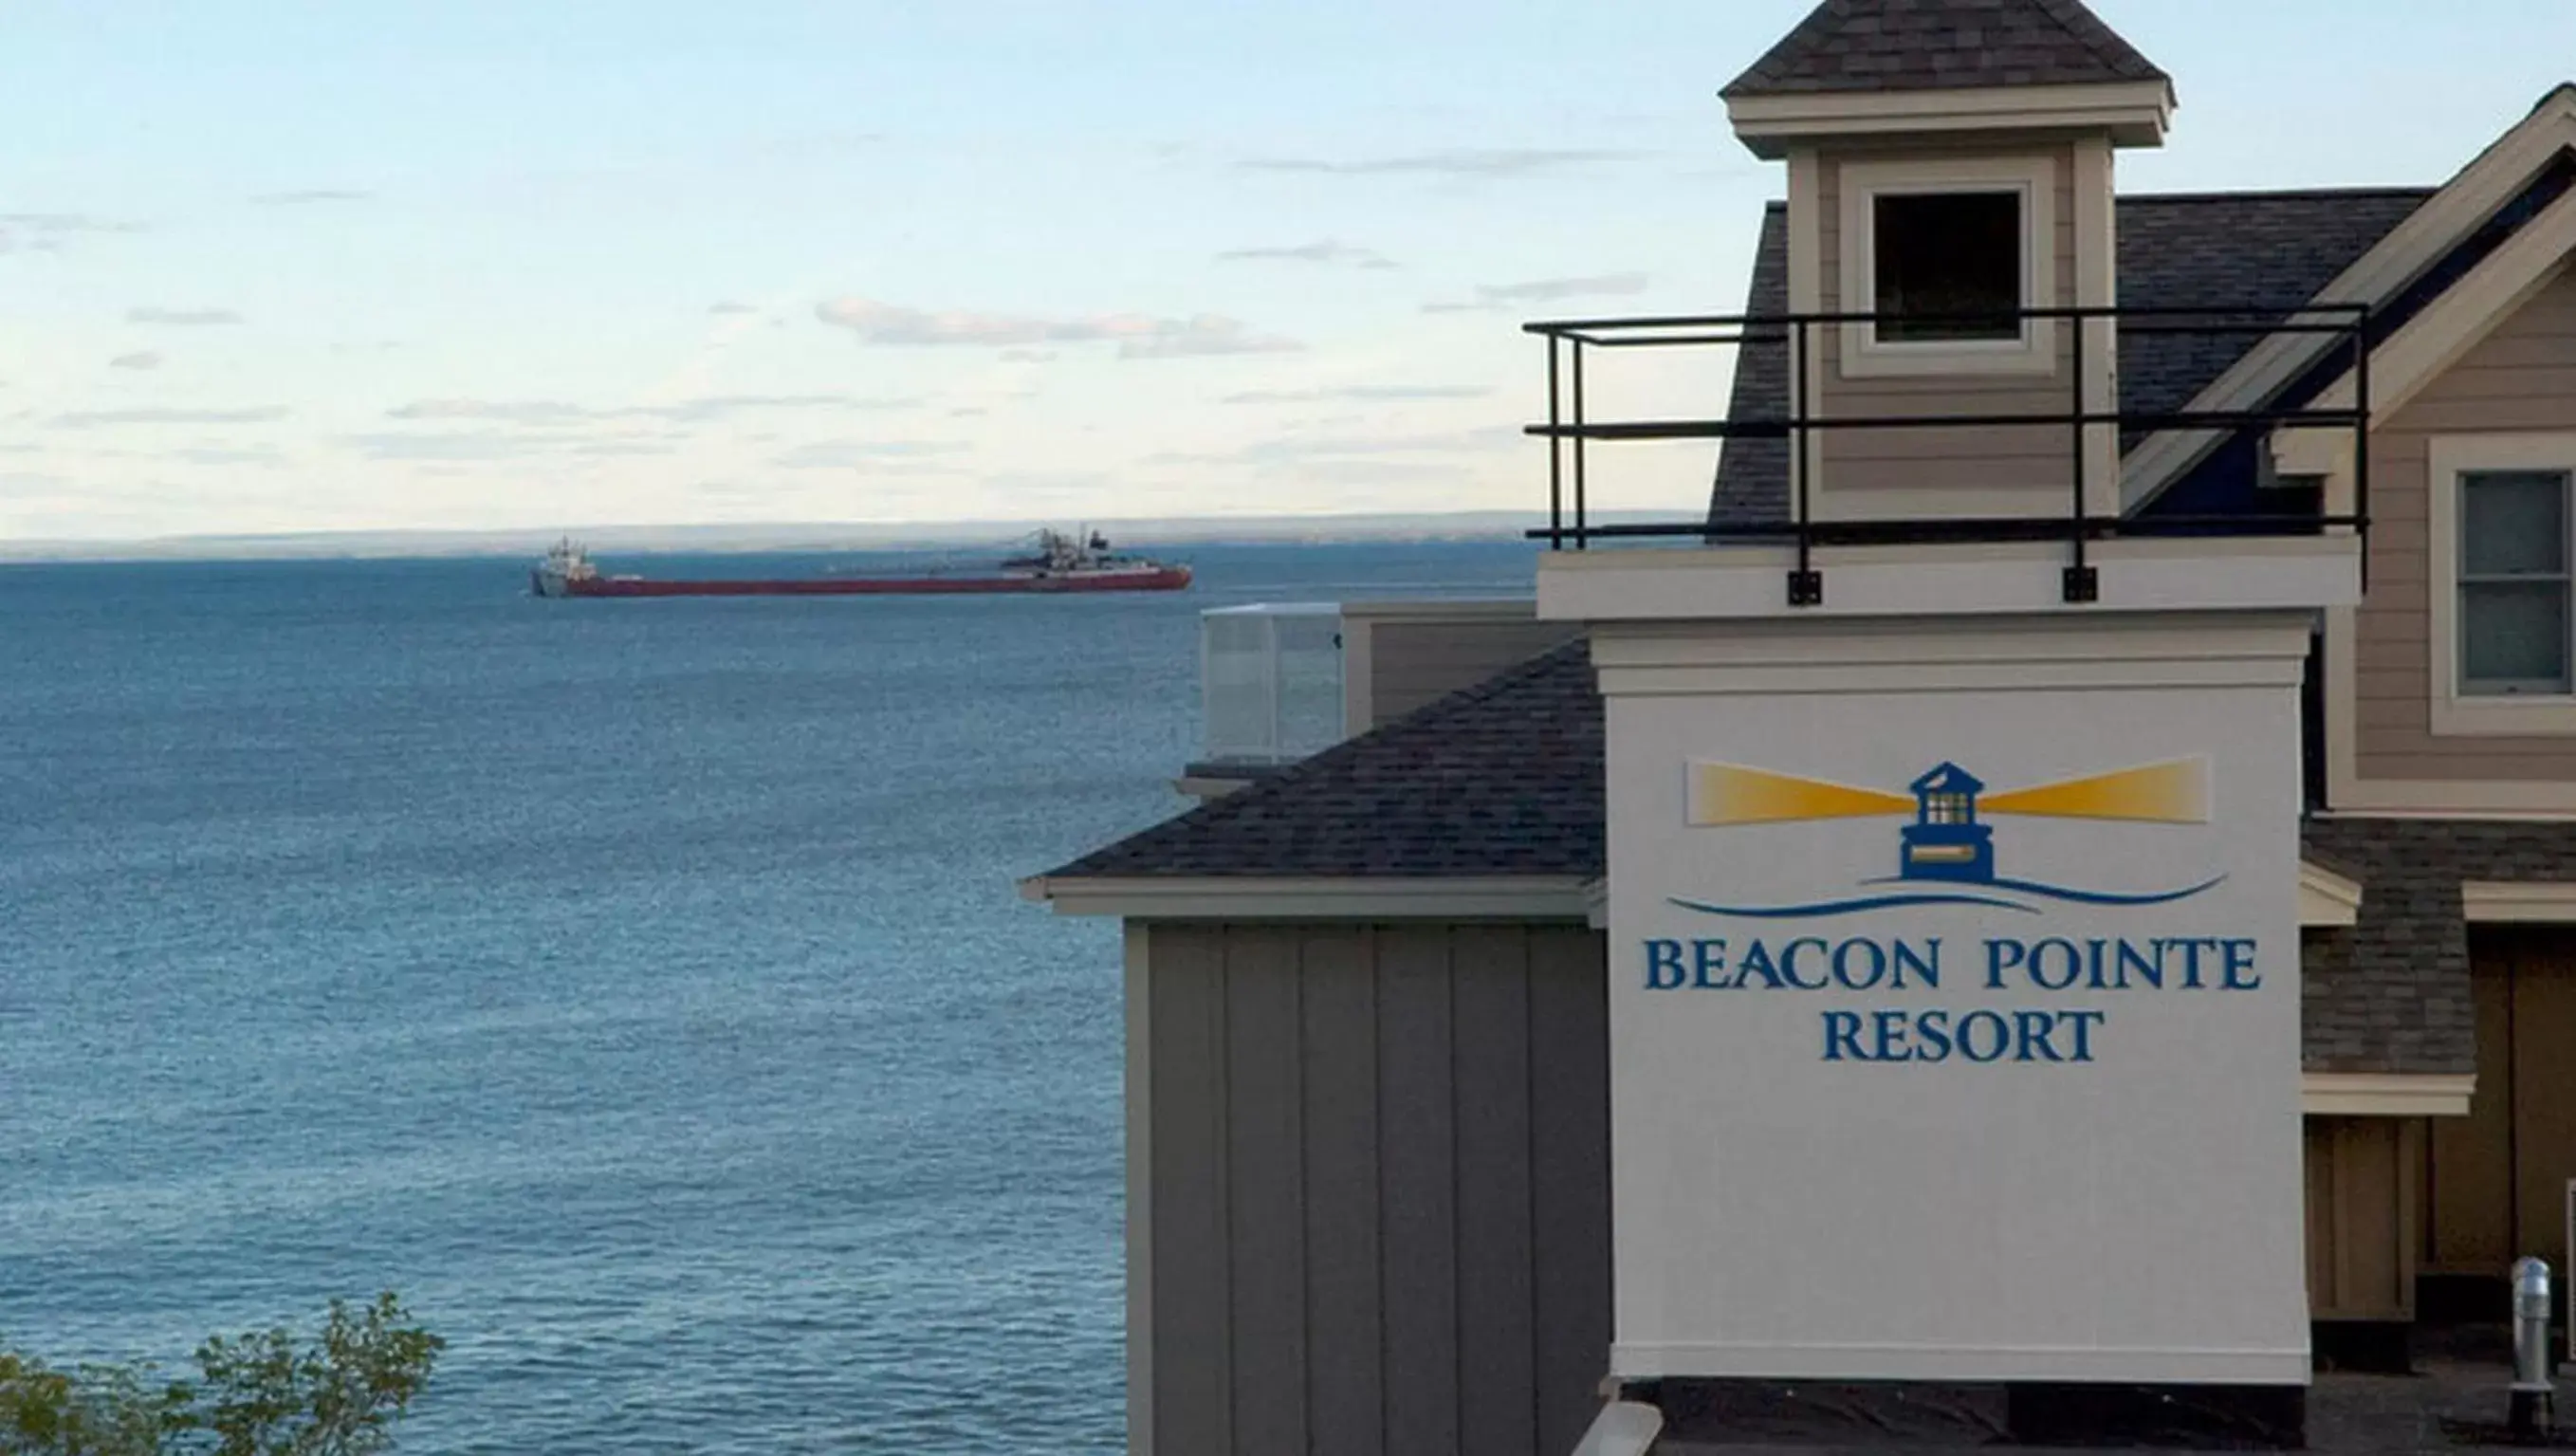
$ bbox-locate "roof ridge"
[1723,0,2166,100]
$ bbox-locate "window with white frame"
[1835,157,2057,378]
[2458,468,2576,695]
[1871,192,2023,342]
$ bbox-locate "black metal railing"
[1523,304,2371,605]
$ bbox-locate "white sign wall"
[1602,618,2312,1387]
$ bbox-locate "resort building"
[1026,2,2576,1448]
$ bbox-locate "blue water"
[0,541,1538,1454]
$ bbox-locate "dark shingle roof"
[1042,642,1605,880]
[1723,0,2167,99]
[1710,187,2435,527]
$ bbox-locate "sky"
[4,1,2572,543]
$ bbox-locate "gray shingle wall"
[1723,0,2167,98]
[2291,818,2576,1077]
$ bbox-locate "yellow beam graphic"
[1688,763,1915,826]
[1982,757,2211,824]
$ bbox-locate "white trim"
[2464,880,2576,922]
[2325,783,2576,815]
[1836,155,2059,378]
[1123,923,1155,1456]
[2073,135,2121,519]
[2300,860,2364,928]
[1612,1339,2303,1386]
[2301,1073,2476,1118]
[2125,87,2576,511]
[2295,193,2576,433]
[1537,535,2357,626]
[1788,147,1824,515]
[2426,433,2576,736]
[1726,80,2175,159]
[1021,875,1598,920]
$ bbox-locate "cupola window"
[1872,192,2023,342]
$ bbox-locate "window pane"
[2462,581,2571,693]
[2462,470,2569,577]
[1873,192,2021,342]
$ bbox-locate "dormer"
[1723,0,2174,523]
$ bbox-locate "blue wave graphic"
[1861,874,2229,907]
[1669,874,2226,920]
[1671,893,2041,918]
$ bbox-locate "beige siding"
[1137,922,1610,1456]
[1813,144,2081,505]
[2304,1116,2420,1320]
[2355,267,2576,782]
[1363,617,1585,728]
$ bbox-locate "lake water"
[0,540,1539,1454]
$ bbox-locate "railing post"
[2065,305,2099,603]
[1547,335,1564,550]
[2354,307,2373,593]
[1788,317,1822,606]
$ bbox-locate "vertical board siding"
[1375,929,1463,1456]
[1299,928,1385,1456]
[2508,934,2576,1270]
[1148,927,1234,1454]
[2428,948,2514,1272]
[1141,922,1609,1456]
[1224,932,1309,1456]
[1528,927,1616,1453]
[1452,927,1541,1456]
[1368,620,1587,728]
[2304,1116,2417,1320]
[2355,268,2576,783]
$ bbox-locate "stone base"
[1640,1378,2306,1449]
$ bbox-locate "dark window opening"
[1872,191,2023,343]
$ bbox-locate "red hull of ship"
[550,565,1193,598]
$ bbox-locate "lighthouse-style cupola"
[1723,0,2173,525]
[1900,761,1996,882]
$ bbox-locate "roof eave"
[1725,78,2175,160]
[1021,874,1604,922]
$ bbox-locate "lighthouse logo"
[1675,757,2222,917]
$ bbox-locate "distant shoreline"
[0,510,1696,564]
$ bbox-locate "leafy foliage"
[0,1295,441,1456]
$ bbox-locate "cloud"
[386,394,916,424]
[0,212,145,254]
[816,298,1301,359]
[51,407,287,428]
[1215,240,1397,270]
[1222,384,1493,405]
[175,446,288,466]
[1423,272,1650,313]
[249,189,372,205]
[1000,348,1058,363]
[773,439,971,470]
[1239,148,1641,179]
[342,432,544,461]
[708,301,760,316]
[109,351,165,371]
[1153,426,1519,467]
[127,306,245,326]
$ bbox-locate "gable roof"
[1722,0,2166,99]
[1710,187,2435,527]
[1039,642,1604,881]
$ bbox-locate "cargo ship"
[530,530,1193,599]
